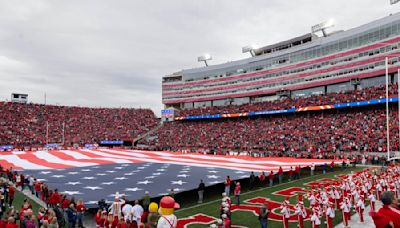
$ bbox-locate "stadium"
[1,1,400,228]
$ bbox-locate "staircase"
[132,122,163,144]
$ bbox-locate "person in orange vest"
[280,197,290,228]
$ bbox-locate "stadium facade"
[162,13,400,110]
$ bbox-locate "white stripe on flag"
[0,155,49,170]
[34,151,98,167]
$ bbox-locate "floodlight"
[242,44,259,57]
[311,19,335,37]
[391,0,400,5]
[198,54,212,66]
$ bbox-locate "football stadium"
[1,1,400,228]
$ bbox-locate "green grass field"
[175,167,367,228]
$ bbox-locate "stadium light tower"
[242,45,259,57]
[198,54,212,66]
[311,19,335,37]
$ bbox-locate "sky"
[0,0,399,116]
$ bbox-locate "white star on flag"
[96,173,107,176]
[124,173,135,176]
[115,177,127,180]
[63,191,82,195]
[66,182,81,186]
[152,173,162,176]
[82,177,96,180]
[137,167,146,169]
[101,182,115,185]
[114,167,124,170]
[137,180,153,185]
[182,168,191,171]
[84,186,102,190]
[144,176,156,179]
[157,169,166,172]
[106,170,116,173]
[179,170,189,173]
[68,172,79,175]
[37,179,47,182]
[208,170,219,173]
[121,164,130,167]
[52,175,65,178]
[125,187,142,192]
[171,180,186,185]
[81,169,91,172]
[177,174,190,178]
[235,171,245,174]
[40,171,52,174]
[207,175,219,179]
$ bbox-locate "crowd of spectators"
[0,103,159,147]
[143,107,400,154]
[176,84,399,116]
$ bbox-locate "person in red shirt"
[278,166,283,184]
[268,171,274,187]
[224,176,231,196]
[221,214,231,228]
[61,196,70,209]
[375,191,400,227]
[76,199,86,228]
[330,161,335,172]
[7,186,14,207]
[295,166,301,179]
[34,181,42,198]
[234,182,241,205]
[5,217,17,228]
[288,167,293,182]
[258,172,266,187]
[95,209,102,227]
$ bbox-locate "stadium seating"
[143,107,400,154]
[0,102,159,147]
[176,84,399,117]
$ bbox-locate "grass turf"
[175,167,368,228]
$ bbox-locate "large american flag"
[0,149,340,208]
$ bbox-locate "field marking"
[177,168,361,213]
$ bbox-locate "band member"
[280,197,290,228]
[326,201,335,228]
[356,195,365,223]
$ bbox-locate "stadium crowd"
[0,103,159,147]
[144,107,400,154]
[176,84,398,117]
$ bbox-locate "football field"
[176,166,368,228]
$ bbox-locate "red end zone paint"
[177,193,314,227]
